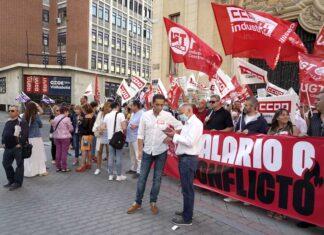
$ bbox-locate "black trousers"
[2,147,24,185]
[51,139,56,161]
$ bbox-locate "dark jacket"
[235,113,268,134]
[79,116,95,136]
[2,117,29,149]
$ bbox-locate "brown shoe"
[150,202,159,215]
[127,202,142,214]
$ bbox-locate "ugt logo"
[169,27,190,55]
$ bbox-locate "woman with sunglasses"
[49,105,59,164]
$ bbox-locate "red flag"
[299,53,324,105]
[222,76,253,102]
[313,26,324,57]
[143,84,153,109]
[164,17,223,79]
[94,74,100,103]
[167,76,183,110]
[212,3,306,69]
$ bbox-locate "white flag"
[186,74,198,91]
[211,69,235,99]
[157,79,168,98]
[266,82,287,96]
[234,58,268,84]
[130,75,148,93]
[84,83,93,96]
[116,79,136,104]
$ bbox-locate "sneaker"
[3,182,13,188]
[243,202,250,206]
[223,197,239,203]
[172,217,192,226]
[116,175,127,181]
[132,173,140,179]
[127,202,142,214]
[72,159,79,166]
[94,169,101,175]
[108,175,114,181]
[150,202,159,215]
[51,160,56,164]
[9,183,22,191]
[174,211,195,219]
[126,170,136,174]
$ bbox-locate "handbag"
[109,112,125,149]
[22,141,33,159]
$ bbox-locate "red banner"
[164,131,324,227]
[211,3,306,69]
[164,17,223,79]
[299,53,324,105]
[24,75,48,94]
[313,26,324,57]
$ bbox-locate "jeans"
[51,139,56,160]
[178,155,198,223]
[108,144,122,176]
[135,151,167,205]
[54,138,70,170]
[73,133,80,158]
[2,147,24,185]
[91,137,97,156]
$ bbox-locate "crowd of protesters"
[2,90,324,228]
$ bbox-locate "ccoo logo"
[168,27,190,55]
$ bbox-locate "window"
[98,5,104,19]
[98,55,103,70]
[146,47,150,59]
[104,8,109,22]
[112,12,116,25]
[148,9,151,18]
[117,38,121,50]
[137,66,140,76]
[58,7,67,19]
[122,40,126,52]
[142,46,146,58]
[132,65,136,75]
[57,32,66,46]
[43,33,49,46]
[132,22,137,34]
[130,0,133,10]
[104,33,109,46]
[121,60,126,74]
[112,36,116,48]
[92,29,97,43]
[144,7,147,17]
[116,61,120,73]
[118,0,122,4]
[132,44,136,55]
[124,0,127,7]
[91,55,96,69]
[98,32,103,45]
[122,17,127,29]
[117,14,122,27]
[111,60,115,73]
[128,19,132,31]
[92,3,97,16]
[128,42,132,54]
[138,4,142,15]
[137,24,141,36]
[134,1,138,13]
[137,45,141,57]
[104,57,109,72]
[128,64,131,75]
[43,10,49,22]
[0,77,6,94]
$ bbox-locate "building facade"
[0,0,152,108]
[151,0,324,91]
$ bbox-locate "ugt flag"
[212,3,306,69]
[164,17,223,79]
[313,26,324,57]
[299,53,324,105]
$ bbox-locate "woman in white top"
[103,102,127,181]
[92,102,112,175]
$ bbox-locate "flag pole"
[306,89,313,117]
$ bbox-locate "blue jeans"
[73,133,80,158]
[135,151,167,205]
[178,155,198,223]
[91,137,97,156]
[108,144,122,176]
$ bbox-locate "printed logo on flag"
[120,84,131,100]
[258,101,291,113]
[169,27,190,55]
[239,66,266,82]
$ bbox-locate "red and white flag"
[186,74,198,90]
[130,75,148,93]
[211,69,235,98]
[313,26,324,57]
[299,53,324,105]
[164,17,223,79]
[212,3,306,70]
[116,79,136,104]
[266,82,287,96]
[84,83,93,96]
[234,58,268,84]
[167,76,183,110]
[157,79,168,97]
[222,76,253,102]
[143,84,153,109]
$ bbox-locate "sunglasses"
[8,110,16,112]
[209,101,218,104]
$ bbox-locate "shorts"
[81,135,93,151]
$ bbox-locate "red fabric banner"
[167,75,183,110]
[164,131,324,227]
[211,3,306,70]
[164,17,223,79]
[313,26,324,57]
[298,53,324,105]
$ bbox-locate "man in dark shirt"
[1,105,29,191]
[204,95,233,132]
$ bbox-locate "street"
[0,112,322,235]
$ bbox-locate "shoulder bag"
[109,112,125,149]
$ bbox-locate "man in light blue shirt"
[126,100,144,178]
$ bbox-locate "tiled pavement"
[0,112,323,235]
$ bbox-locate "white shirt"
[104,110,125,139]
[173,114,203,155]
[138,110,182,155]
[295,113,307,134]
